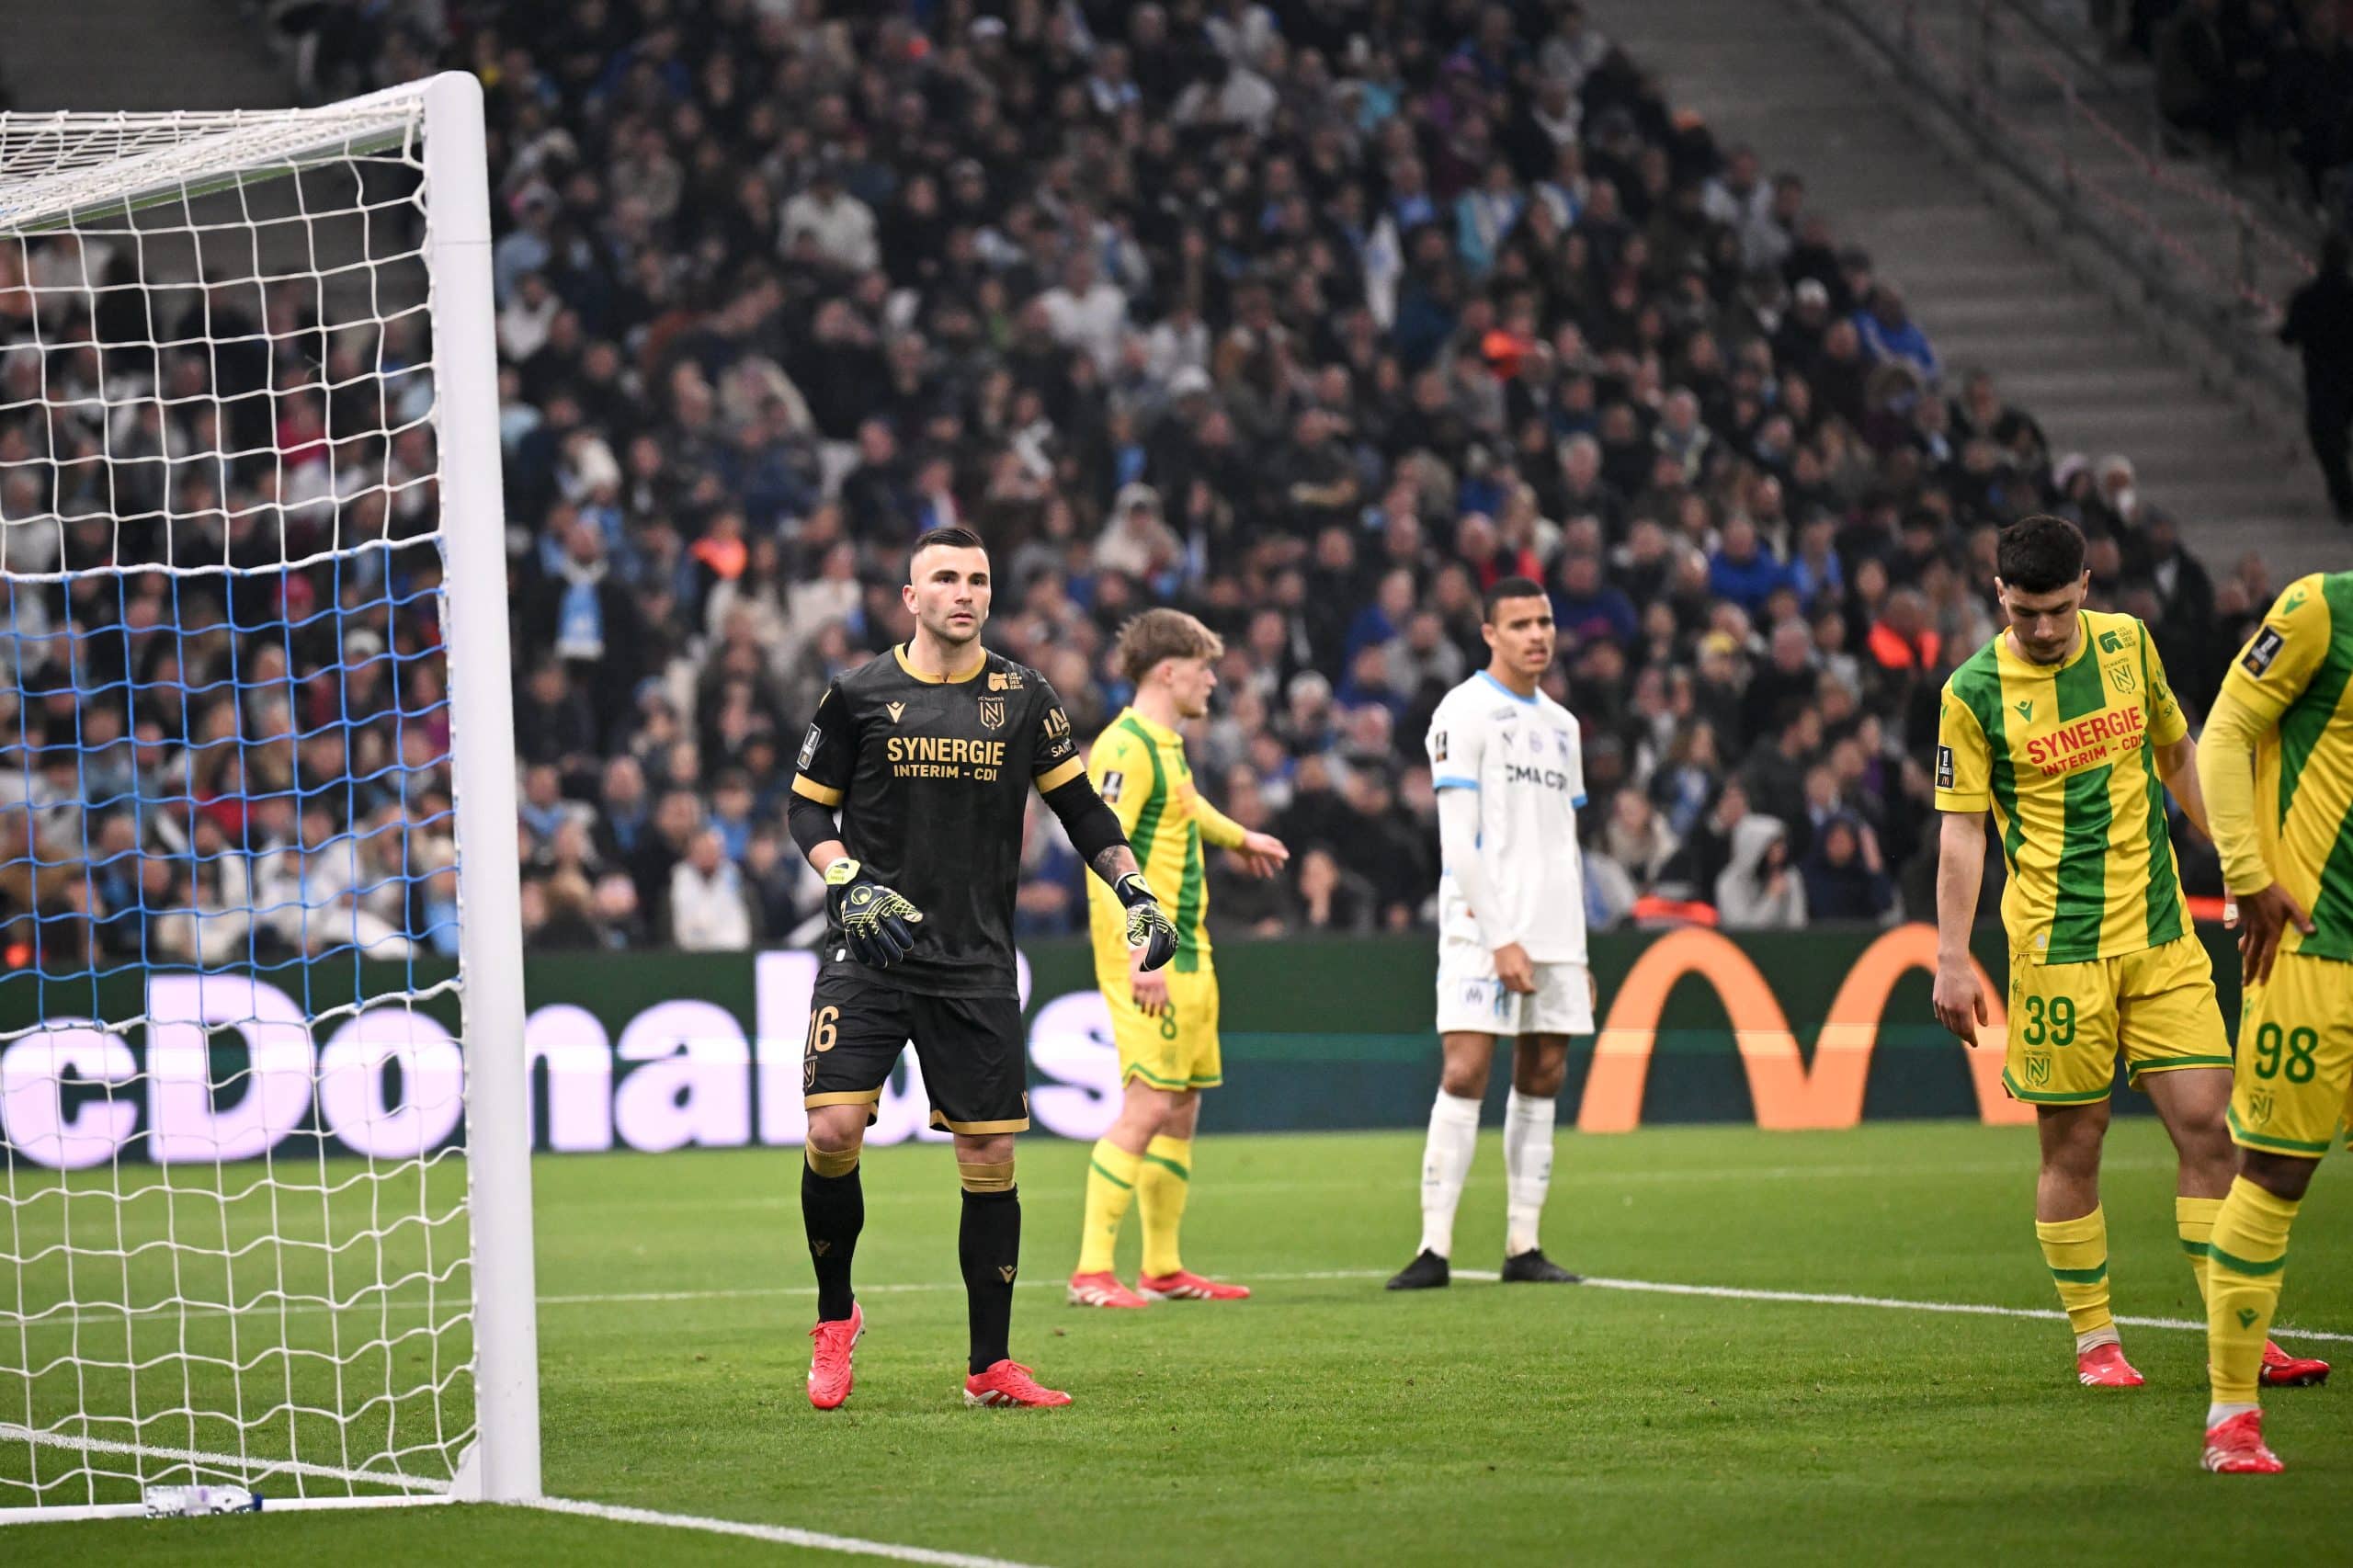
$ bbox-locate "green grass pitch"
[7,1119,2351,1565]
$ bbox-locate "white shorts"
[1434,934,1595,1038]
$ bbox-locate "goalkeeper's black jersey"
[791,644,1082,998]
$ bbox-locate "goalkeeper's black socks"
[801,1150,864,1322]
[959,1185,1021,1375]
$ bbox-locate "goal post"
[422,69,541,1515]
[0,71,538,1519]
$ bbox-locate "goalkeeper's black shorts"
[801,965,1029,1134]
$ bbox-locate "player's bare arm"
[1229,831,1290,878]
[2234,881,2314,986]
[1931,810,1989,1044]
[2153,733,2213,843]
[1089,842,1140,884]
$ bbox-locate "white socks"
[2075,1325,2120,1355]
[1416,1091,1483,1258]
[1416,1089,1560,1259]
[2207,1401,2259,1427]
[1504,1089,1557,1257]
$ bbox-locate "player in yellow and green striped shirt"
[2190,573,2352,1471]
[1932,516,2246,1390]
[1068,610,1289,1310]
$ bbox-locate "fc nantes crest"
[978,696,1006,729]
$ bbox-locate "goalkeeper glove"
[824,858,924,968]
[1114,871,1177,972]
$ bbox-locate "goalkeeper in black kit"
[786,525,1176,1410]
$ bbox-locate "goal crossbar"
[0,96,434,237]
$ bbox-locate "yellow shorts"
[2003,934,2231,1104]
[2230,949,2353,1158]
[1100,963,1222,1091]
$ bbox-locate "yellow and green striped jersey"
[2198,573,2353,963]
[1086,707,1246,978]
[1936,608,2190,963]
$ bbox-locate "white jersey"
[1425,671,1588,964]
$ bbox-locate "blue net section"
[2,561,456,1010]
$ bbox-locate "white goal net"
[0,74,536,1520]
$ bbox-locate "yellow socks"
[1077,1134,1196,1278]
[1077,1140,1141,1275]
[2035,1207,2115,1345]
[2207,1176,2299,1406]
[1137,1135,1192,1278]
[2177,1194,2222,1302]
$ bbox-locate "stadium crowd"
[2140,0,2353,214]
[0,0,2283,974]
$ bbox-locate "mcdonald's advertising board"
[0,925,2245,1168]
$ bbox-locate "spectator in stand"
[1294,846,1377,934]
[1800,814,1896,926]
[1854,284,1940,387]
[2277,7,2353,211]
[2157,0,2243,153]
[1716,814,1806,929]
[1744,620,1821,742]
[1598,790,1679,894]
[1709,515,1793,616]
[2280,232,2353,522]
[1550,552,1638,650]
[669,826,752,952]
[780,162,879,274]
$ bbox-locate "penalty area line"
[1574,1276,2353,1344]
[537,1268,2353,1345]
[522,1495,1051,1568]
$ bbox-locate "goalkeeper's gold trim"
[1035,756,1085,791]
[791,775,844,806]
[956,1159,1017,1192]
[805,1144,860,1177]
[930,1108,1032,1135]
[805,1089,883,1109]
[893,643,985,684]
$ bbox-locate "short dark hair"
[909,525,986,577]
[1995,515,2086,596]
[1482,574,1548,622]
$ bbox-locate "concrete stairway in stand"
[1588,0,2344,581]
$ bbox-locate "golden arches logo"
[1576,925,2029,1132]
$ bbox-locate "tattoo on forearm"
[1092,845,1138,884]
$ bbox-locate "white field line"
[563,1157,2178,1215]
[1572,1276,2353,1342]
[522,1495,1051,1568]
[0,1422,450,1493]
[16,1256,2350,1345]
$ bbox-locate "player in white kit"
[1389,575,1593,1290]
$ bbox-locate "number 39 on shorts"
[2019,994,2076,1047]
